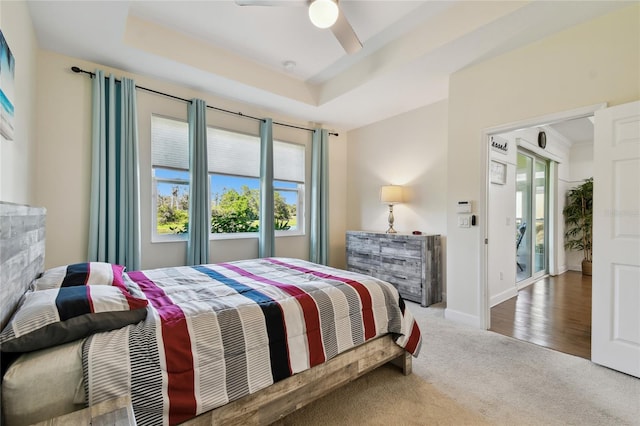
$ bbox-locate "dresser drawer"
[346,233,378,254]
[378,256,423,280]
[377,272,422,303]
[379,239,423,259]
[346,251,379,275]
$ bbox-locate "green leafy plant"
[563,177,593,264]
[275,219,290,231]
[210,185,294,233]
[211,210,259,233]
[158,182,296,235]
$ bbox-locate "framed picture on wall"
[490,160,507,185]
[0,30,15,142]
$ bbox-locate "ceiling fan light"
[308,0,339,29]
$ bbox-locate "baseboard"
[567,264,582,272]
[553,265,569,276]
[490,288,518,308]
[444,308,481,328]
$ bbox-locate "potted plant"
[563,177,593,275]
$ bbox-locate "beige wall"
[446,4,640,325]
[35,51,348,270]
[346,100,448,289]
[0,1,38,204]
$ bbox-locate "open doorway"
[484,109,596,358]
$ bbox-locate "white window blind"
[151,116,189,170]
[207,127,260,178]
[274,140,305,183]
[152,115,305,182]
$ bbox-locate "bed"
[0,203,421,425]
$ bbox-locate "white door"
[592,101,640,378]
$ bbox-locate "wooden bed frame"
[0,203,412,425]
[184,335,410,425]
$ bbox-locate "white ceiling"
[27,0,629,132]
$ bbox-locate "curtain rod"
[71,66,338,136]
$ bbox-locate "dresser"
[346,231,442,307]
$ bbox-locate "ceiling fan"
[235,0,362,54]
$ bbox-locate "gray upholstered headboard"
[0,202,46,330]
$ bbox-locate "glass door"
[516,151,548,283]
[533,159,547,276]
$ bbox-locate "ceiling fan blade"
[235,0,305,6]
[237,0,361,54]
[331,8,362,54]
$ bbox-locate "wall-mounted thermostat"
[457,201,472,213]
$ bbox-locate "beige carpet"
[272,364,489,426]
[272,302,639,425]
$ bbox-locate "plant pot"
[581,260,592,276]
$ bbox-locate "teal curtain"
[88,70,141,271]
[310,129,329,265]
[259,118,275,258]
[186,99,210,265]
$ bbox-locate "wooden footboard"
[183,334,411,425]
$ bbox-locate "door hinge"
[485,238,488,244]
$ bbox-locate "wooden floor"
[489,271,592,359]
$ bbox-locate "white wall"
[35,51,348,270]
[487,136,518,307]
[346,100,448,292]
[564,141,595,271]
[446,4,640,326]
[0,1,38,204]
[569,142,595,182]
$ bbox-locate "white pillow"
[32,262,126,291]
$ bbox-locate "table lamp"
[380,185,403,233]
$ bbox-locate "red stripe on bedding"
[127,271,196,425]
[86,286,95,312]
[266,259,377,340]
[404,321,421,356]
[111,263,126,290]
[220,262,326,367]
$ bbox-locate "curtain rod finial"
[71,66,82,73]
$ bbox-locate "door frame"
[479,103,606,330]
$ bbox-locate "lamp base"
[386,205,397,234]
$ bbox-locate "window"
[151,115,305,240]
[152,116,189,239]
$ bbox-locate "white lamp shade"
[380,185,403,204]
[308,0,339,29]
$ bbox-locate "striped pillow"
[0,286,148,353]
[32,262,126,291]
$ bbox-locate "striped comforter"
[82,258,422,425]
